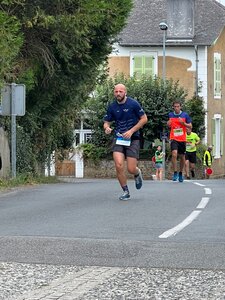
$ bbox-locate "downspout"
[194,45,199,96]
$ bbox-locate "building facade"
[107,0,225,177]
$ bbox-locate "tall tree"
[0,0,133,171]
[0,8,23,85]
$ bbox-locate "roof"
[118,0,225,46]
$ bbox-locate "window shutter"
[144,56,154,76]
[133,56,143,79]
[220,118,224,156]
[212,118,216,157]
[214,53,221,98]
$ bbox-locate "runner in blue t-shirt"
[103,83,148,200]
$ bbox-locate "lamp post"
[159,22,168,180]
[159,22,168,84]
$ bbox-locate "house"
[108,0,225,177]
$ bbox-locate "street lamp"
[159,22,168,84]
[159,22,168,180]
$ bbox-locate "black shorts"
[112,139,140,159]
[170,140,186,155]
[185,151,197,163]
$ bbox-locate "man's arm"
[122,114,148,139]
[178,117,192,129]
[103,121,113,135]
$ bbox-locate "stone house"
[108,0,225,177]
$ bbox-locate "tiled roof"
[118,0,225,46]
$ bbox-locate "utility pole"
[159,22,168,180]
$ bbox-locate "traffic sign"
[1,83,26,116]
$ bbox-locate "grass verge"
[0,174,60,191]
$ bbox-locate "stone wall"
[84,159,207,180]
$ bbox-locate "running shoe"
[191,170,195,178]
[179,172,184,182]
[172,172,178,181]
[134,168,143,189]
[119,191,130,201]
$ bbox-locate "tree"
[85,74,188,149]
[0,0,133,172]
[0,9,23,85]
[183,94,205,139]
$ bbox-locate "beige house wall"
[108,56,195,98]
[158,56,195,98]
[108,56,130,78]
[207,27,225,175]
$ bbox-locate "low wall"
[84,159,207,180]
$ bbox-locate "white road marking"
[159,182,212,239]
[196,197,210,209]
[204,188,212,195]
[159,210,201,239]
[194,182,205,187]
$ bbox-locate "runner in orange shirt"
[167,100,192,182]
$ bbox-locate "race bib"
[186,142,192,150]
[173,128,184,136]
[116,137,131,146]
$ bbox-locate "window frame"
[130,51,158,78]
[212,114,223,158]
[213,52,221,99]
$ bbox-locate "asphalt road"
[0,178,225,270]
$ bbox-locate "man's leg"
[171,149,179,181]
[190,162,195,177]
[179,154,185,172]
[126,156,139,175]
[113,151,126,187]
[113,151,130,200]
[178,154,185,182]
[127,156,143,189]
[171,149,178,172]
[185,159,190,178]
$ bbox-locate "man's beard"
[116,94,126,103]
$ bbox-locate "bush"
[78,143,111,162]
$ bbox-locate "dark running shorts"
[170,140,186,155]
[112,139,140,159]
[185,151,197,163]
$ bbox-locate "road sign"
[1,83,26,116]
[160,131,169,140]
[0,83,26,178]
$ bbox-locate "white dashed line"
[194,182,205,187]
[159,210,201,239]
[196,197,210,209]
[159,182,212,239]
[204,188,212,195]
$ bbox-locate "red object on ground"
[206,168,213,175]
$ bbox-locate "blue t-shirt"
[168,110,192,123]
[104,97,145,138]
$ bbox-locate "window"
[74,120,92,146]
[212,114,223,158]
[84,133,92,143]
[214,53,221,99]
[130,52,157,79]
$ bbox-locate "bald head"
[114,83,127,103]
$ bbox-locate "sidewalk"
[2,262,225,300]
